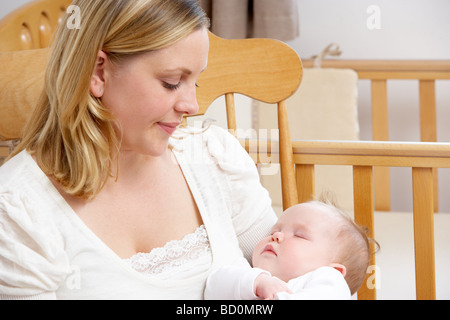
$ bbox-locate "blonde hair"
[10,0,209,199]
[309,193,378,295]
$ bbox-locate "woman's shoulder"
[1,150,33,185]
[0,150,45,191]
[0,150,57,217]
[0,150,59,221]
[0,151,70,298]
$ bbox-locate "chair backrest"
[0,0,72,52]
[194,32,303,209]
[0,31,303,209]
[0,0,72,162]
[0,49,48,141]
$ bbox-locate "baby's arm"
[204,257,293,300]
[254,273,292,300]
[204,257,268,300]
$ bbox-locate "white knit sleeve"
[0,189,70,299]
[204,126,277,262]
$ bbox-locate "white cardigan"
[0,126,277,300]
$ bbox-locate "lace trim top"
[123,225,212,280]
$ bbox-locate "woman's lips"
[157,122,180,135]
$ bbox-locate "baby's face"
[252,203,340,282]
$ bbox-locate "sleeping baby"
[205,199,373,300]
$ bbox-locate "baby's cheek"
[251,244,264,266]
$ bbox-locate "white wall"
[0,0,33,20]
[289,0,450,60]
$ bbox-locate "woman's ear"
[330,263,347,278]
[90,51,108,98]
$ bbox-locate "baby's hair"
[308,191,379,295]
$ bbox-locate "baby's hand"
[254,273,292,300]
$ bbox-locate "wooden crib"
[247,59,450,300]
[302,59,450,213]
[244,138,450,300]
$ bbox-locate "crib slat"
[412,167,436,300]
[374,166,390,210]
[296,164,315,203]
[419,80,437,142]
[419,80,439,212]
[225,93,237,136]
[371,80,389,141]
[353,165,376,300]
[371,80,391,212]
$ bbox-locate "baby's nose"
[272,231,284,243]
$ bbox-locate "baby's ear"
[330,263,347,277]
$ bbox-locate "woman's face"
[93,28,209,157]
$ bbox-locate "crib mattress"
[374,210,450,300]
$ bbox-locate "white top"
[0,125,277,300]
[204,257,351,300]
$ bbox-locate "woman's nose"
[272,231,284,243]
[175,87,199,116]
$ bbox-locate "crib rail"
[302,59,450,76]
[302,59,450,213]
[244,139,449,300]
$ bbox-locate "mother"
[0,0,276,299]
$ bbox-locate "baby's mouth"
[262,244,277,256]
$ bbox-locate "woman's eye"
[162,82,199,90]
[163,82,181,91]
